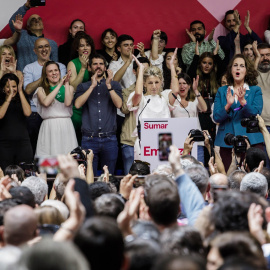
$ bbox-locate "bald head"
[4,205,37,246]
[209,173,228,186]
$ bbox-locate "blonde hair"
[0,45,16,60]
[143,66,163,96]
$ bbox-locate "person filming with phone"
[8,0,58,71]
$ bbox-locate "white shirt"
[137,50,165,72]
[109,56,136,89]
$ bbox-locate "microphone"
[172,93,190,118]
[137,99,151,142]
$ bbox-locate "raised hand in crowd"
[244,10,252,34]
[119,173,137,201]
[58,154,80,180]
[208,28,215,42]
[54,179,86,241]
[117,186,144,237]
[12,14,23,32]
[186,28,196,42]
[213,39,220,55]
[137,42,146,57]
[182,133,194,156]
[0,175,12,201]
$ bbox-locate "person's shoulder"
[48,38,58,46]
[23,61,39,71]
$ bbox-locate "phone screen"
[36,157,59,176]
[134,175,146,188]
[30,0,46,6]
[158,133,172,161]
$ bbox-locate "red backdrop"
[0,0,269,49]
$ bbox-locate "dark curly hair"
[210,190,267,233]
[71,31,96,60]
[226,54,258,86]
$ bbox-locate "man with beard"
[257,43,270,129]
[181,20,225,71]
[218,10,262,67]
[74,54,122,175]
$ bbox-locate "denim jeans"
[82,135,118,176]
[121,144,134,175]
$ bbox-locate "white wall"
[1,0,25,31]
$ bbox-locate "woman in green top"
[67,32,96,144]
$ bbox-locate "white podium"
[140,118,198,171]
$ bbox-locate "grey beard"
[258,63,270,73]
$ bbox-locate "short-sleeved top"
[127,91,172,130]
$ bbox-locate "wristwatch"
[196,93,201,97]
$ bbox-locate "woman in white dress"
[127,56,173,159]
[33,61,78,157]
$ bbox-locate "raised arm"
[63,70,74,107]
[151,29,161,61]
[9,1,30,33]
[67,55,88,90]
[37,79,65,107]
[18,74,31,116]
[0,81,14,119]
[74,72,97,109]
[131,55,145,107]
[4,15,23,46]
[258,115,270,159]
[192,75,207,112]
[112,52,133,82]
[106,69,122,109]
[169,145,205,226]
[168,48,179,105]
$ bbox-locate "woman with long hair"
[0,73,32,170]
[33,61,77,157]
[213,54,264,170]
[187,42,224,143]
[58,19,85,67]
[67,32,96,144]
[164,48,207,162]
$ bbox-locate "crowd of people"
[1,0,270,269]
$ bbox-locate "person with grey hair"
[53,175,67,200]
[184,164,209,200]
[10,238,90,270]
[21,176,48,205]
[240,172,268,198]
[228,170,247,190]
[152,164,175,180]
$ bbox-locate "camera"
[19,162,37,177]
[70,147,90,164]
[189,129,205,142]
[224,133,247,153]
[241,116,260,133]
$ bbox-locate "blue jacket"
[214,85,264,148]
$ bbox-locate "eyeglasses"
[36,44,50,50]
[30,17,42,24]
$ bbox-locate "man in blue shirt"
[74,54,122,175]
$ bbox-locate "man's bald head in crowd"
[4,205,38,246]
